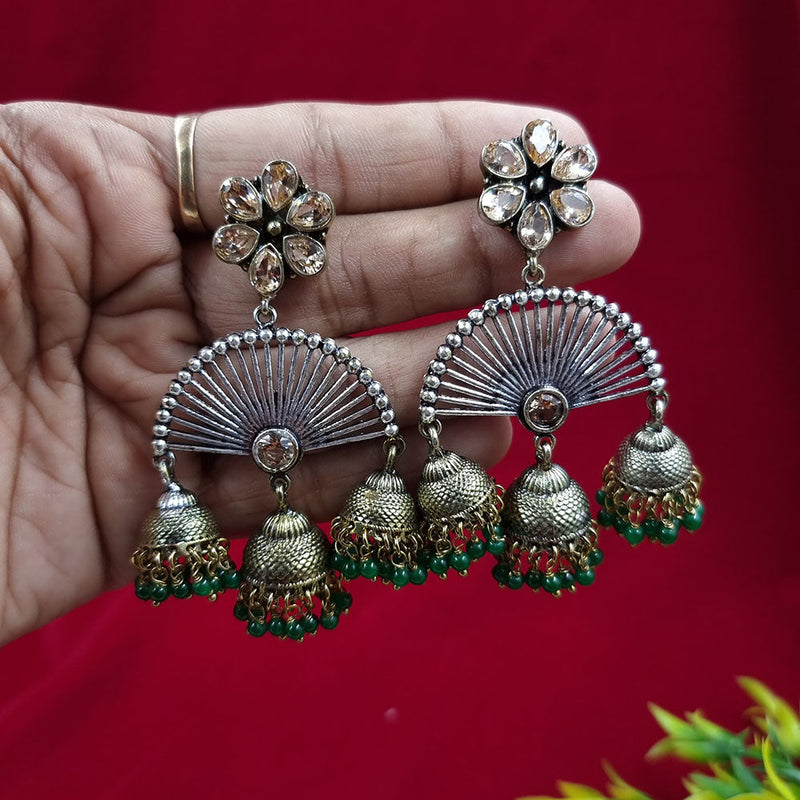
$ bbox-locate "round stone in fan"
[521,387,569,433]
[252,427,301,473]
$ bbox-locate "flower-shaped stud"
[478,120,597,253]
[212,160,335,297]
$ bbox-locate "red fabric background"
[1,1,798,798]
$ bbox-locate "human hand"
[0,100,639,644]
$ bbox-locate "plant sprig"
[519,678,800,800]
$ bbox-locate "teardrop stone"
[522,119,558,167]
[283,234,327,276]
[481,139,527,179]
[551,144,598,183]
[263,160,299,211]
[212,224,259,263]
[219,177,262,221]
[517,202,553,251]
[478,184,525,224]
[248,244,284,295]
[550,187,594,228]
[286,191,334,231]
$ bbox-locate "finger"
[184,180,640,338]
[125,101,592,223]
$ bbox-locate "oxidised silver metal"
[502,463,593,547]
[152,325,397,460]
[139,486,220,550]
[418,288,664,431]
[338,469,419,535]
[615,424,694,493]
[242,508,330,591]
[418,450,497,522]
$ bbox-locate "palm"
[0,101,639,644]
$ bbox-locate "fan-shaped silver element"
[418,288,664,426]
[153,326,397,457]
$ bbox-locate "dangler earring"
[132,159,411,639]
[415,119,703,593]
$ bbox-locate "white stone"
[219,177,262,221]
[478,184,525,224]
[522,119,558,167]
[212,224,259,263]
[248,244,284,296]
[481,139,527,179]
[286,191,334,231]
[283,234,327,276]
[262,160,299,211]
[516,202,553,251]
[551,144,598,183]
[550,187,594,228]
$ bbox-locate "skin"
[0,100,640,645]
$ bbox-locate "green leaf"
[687,772,750,798]
[739,678,800,758]
[649,704,701,739]
[730,756,767,792]
[686,711,740,742]
[762,739,800,800]
[602,762,654,800]
[556,782,608,798]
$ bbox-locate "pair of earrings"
[132,120,704,640]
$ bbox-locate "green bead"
[682,505,704,531]
[642,518,660,536]
[341,559,360,580]
[247,620,267,638]
[172,583,191,599]
[487,538,506,556]
[193,578,212,597]
[209,576,221,593]
[223,570,240,589]
[560,571,575,590]
[409,566,428,585]
[624,526,645,545]
[430,556,449,575]
[416,549,432,569]
[613,515,630,534]
[134,580,152,601]
[467,539,486,560]
[543,574,562,594]
[597,509,614,528]
[267,617,287,637]
[576,569,595,586]
[360,559,379,580]
[320,613,339,631]
[450,551,471,572]
[333,591,353,611]
[301,614,319,633]
[595,489,607,505]
[491,564,510,585]
[525,570,542,589]
[588,549,604,566]
[507,571,524,590]
[233,602,249,621]
[287,620,304,641]
[392,567,410,588]
[331,551,344,570]
[659,524,679,545]
[151,584,169,602]
[378,560,394,579]
[492,524,503,539]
